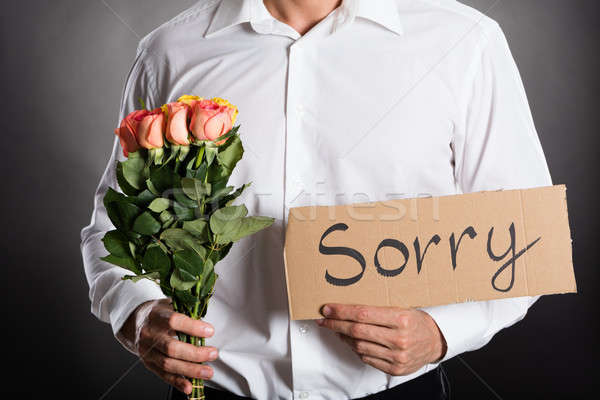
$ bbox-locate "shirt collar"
[204,0,404,38]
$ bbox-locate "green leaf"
[125,230,144,245]
[216,134,243,172]
[160,228,207,258]
[103,187,126,205]
[210,242,233,265]
[186,161,208,181]
[174,289,200,308]
[146,179,160,195]
[216,216,275,244]
[128,241,136,258]
[221,183,250,206]
[182,218,209,242]
[170,269,197,291]
[132,189,157,207]
[209,205,248,235]
[213,125,239,143]
[120,155,146,190]
[181,177,211,200]
[205,144,218,166]
[118,202,142,229]
[173,249,204,278]
[123,271,160,283]
[104,194,141,231]
[207,185,234,203]
[116,162,140,196]
[159,210,175,228]
[199,258,215,291]
[173,201,196,221]
[142,245,171,279]
[132,211,161,235]
[207,163,229,183]
[211,177,228,192]
[200,270,217,298]
[160,284,173,298]
[101,230,131,258]
[101,254,140,274]
[149,166,179,195]
[173,187,198,208]
[148,198,170,213]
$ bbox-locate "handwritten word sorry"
[319,223,541,293]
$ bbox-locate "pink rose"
[189,99,234,143]
[114,109,146,157]
[136,108,165,149]
[165,102,191,145]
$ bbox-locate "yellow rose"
[177,95,203,105]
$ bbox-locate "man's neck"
[263,0,343,36]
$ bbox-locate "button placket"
[286,41,326,397]
[285,43,308,207]
[298,323,309,335]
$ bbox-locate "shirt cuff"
[103,278,167,337]
[420,301,491,362]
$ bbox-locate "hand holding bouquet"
[101,95,274,399]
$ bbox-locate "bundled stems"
[174,296,210,400]
[189,297,210,400]
[189,331,206,400]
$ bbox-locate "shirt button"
[296,104,305,114]
[299,391,310,399]
[299,324,309,335]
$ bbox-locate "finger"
[321,304,400,328]
[155,336,219,363]
[167,313,215,338]
[146,349,215,380]
[338,334,395,363]
[145,362,193,395]
[361,355,405,376]
[317,318,395,347]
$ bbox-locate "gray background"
[2,0,598,398]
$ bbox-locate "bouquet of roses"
[101,95,273,399]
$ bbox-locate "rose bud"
[190,99,235,144]
[114,109,147,157]
[165,102,191,145]
[137,108,165,149]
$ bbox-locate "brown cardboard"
[283,185,576,320]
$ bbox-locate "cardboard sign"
[283,185,576,320]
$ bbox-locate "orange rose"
[165,102,191,145]
[136,108,165,149]
[114,109,146,157]
[189,99,235,143]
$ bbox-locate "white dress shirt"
[80,0,552,399]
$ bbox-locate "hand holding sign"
[316,304,447,376]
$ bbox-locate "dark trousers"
[167,365,450,400]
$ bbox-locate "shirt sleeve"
[421,22,552,362]
[79,45,167,344]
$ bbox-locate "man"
[80,0,552,399]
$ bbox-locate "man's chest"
[159,38,460,206]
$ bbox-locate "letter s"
[320,223,366,287]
